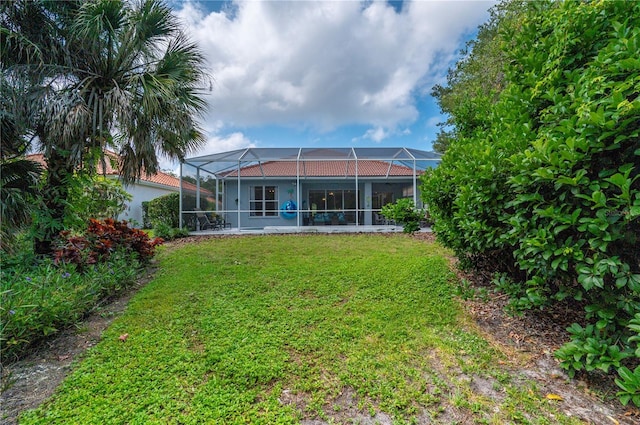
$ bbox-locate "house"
[180,147,440,230]
[27,152,210,226]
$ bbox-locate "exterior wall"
[221,178,419,229]
[117,181,177,226]
[223,179,295,228]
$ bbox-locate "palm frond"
[133,0,178,41]
[71,0,125,43]
[0,27,44,68]
[0,157,42,230]
[0,158,42,192]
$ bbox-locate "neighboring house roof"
[26,152,210,194]
[223,160,420,178]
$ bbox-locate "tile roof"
[26,152,209,194]
[224,160,419,178]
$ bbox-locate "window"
[309,189,357,212]
[250,186,278,216]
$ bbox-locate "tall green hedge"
[422,0,640,403]
[147,193,180,228]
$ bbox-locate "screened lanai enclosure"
[179,147,441,231]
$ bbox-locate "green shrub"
[147,192,215,230]
[421,0,639,405]
[141,201,152,229]
[1,218,161,361]
[153,222,190,241]
[0,144,42,253]
[616,366,640,407]
[555,323,633,377]
[612,315,640,407]
[65,175,132,231]
[380,198,424,234]
[147,193,180,228]
[501,0,640,386]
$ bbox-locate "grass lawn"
[20,234,582,424]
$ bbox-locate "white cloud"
[200,120,255,153]
[351,125,411,143]
[363,126,390,143]
[202,131,255,154]
[176,0,492,135]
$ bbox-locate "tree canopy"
[1,0,209,253]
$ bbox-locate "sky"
[162,0,495,170]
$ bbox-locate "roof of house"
[223,160,419,178]
[27,152,209,194]
[184,147,440,178]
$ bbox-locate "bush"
[380,198,424,234]
[54,218,163,268]
[147,193,180,228]
[152,222,190,241]
[1,218,163,361]
[500,1,640,393]
[421,0,640,405]
[65,175,132,231]
[141,201,152,229]
[616,366,640,407]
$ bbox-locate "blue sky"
[163,0,494,169]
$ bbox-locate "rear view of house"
[180,147,440,230]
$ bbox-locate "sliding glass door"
[308,189,357,224]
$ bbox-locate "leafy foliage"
[555,324,632,377]
[141,201,152,229]
[152,222,190,241]
[2,217,161,361]
[54,219,163,269]
[147,193,180,228]
[0,153,42,252]
[421,0,640,405]
[1,252,138,361]
[0,105,43,252]
[430,1,525,153]
[65,175,132,231]
[380,198,424,233]
[616,366,640,407]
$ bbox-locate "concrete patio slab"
[190,225,432,236]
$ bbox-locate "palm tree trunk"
[34,148,72,255]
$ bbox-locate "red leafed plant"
[54,219,163,269]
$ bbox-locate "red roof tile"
[224,160,419,178]
[27,152,210,194]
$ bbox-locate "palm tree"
[2,0,208,254]
[0,109,43,253]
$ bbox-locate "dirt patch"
[291,387,394,425]
[448,257,639,424]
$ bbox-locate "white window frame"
[250,185,278,217]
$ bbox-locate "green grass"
[19,235,584,424]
